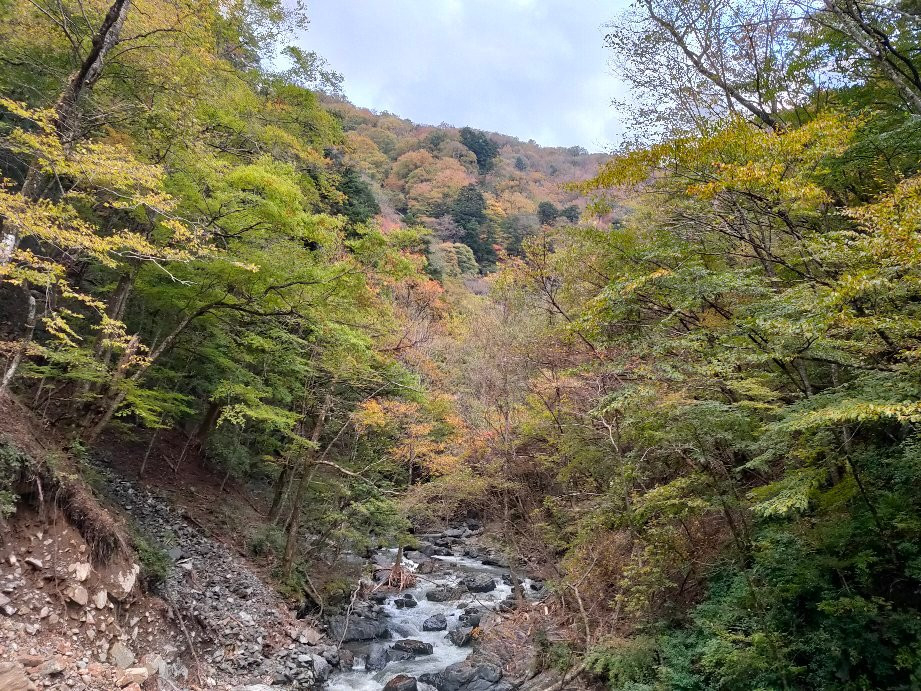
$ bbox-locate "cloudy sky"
[297,1,629,152]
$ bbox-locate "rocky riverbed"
[1,450,548,691]
[324,526,540,691]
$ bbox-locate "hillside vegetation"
[2,0,921,690]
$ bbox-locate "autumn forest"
[2,0,921,689]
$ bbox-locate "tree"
[559,205,580,223]
[459,127,500,174]
[537,201,559,226]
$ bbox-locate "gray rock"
[448,626,474,646]
[458,612,481,628]
[311,654,331,682]
[37,658,65,676]
[366,644,388,671]
[426,585,466,602]
[422,661,503,691]
[481,555,509,568]
[462,574,496,593]
[422,613,448,631]
[392,639,434,655]
[326,614,387,642]
[108,641,136,669]
[387,649,414,663]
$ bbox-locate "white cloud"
[297,0,629,150]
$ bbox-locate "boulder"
[458,612,481,628]
[326,614,387,642]
[421,661,503,691]
[392,639,434,656]
[387,649,414,663]
[366,644,388,672]
[384,675,419,691]
[462,574,496,593]
[109,564,140,600]
[448,626,474,646]
[481,555,509,568]
[422,613,448,631]
[426,585,466,602]
[311,654,331,683]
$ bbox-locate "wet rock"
[366,644,388,671]
[418,543,452,557]
[458,612,481,628]
[384,674,419,691]
[395,593,417,609]
[387,649,414,663]
[392,639,434,655]
[426,585,466,602]
[462,574,496,593]
[422,613,448,631]
[311,654,331,682]
[448,626,474,646]
[481,555,509,568]
[421,661,503,691]
[327,614,387,642]
[339,649,355,669]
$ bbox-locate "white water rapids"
[327,552,522,690]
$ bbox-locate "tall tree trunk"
[79,334,139,442]
[269,457,293,523]
[282,393,332,579]
[195,399,223,446]
[75,264,139,406]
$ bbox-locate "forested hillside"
[1,0,921,690]
[323,99,607,274]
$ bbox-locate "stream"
[327,542,525,691]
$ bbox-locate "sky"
[296,0,629,152]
